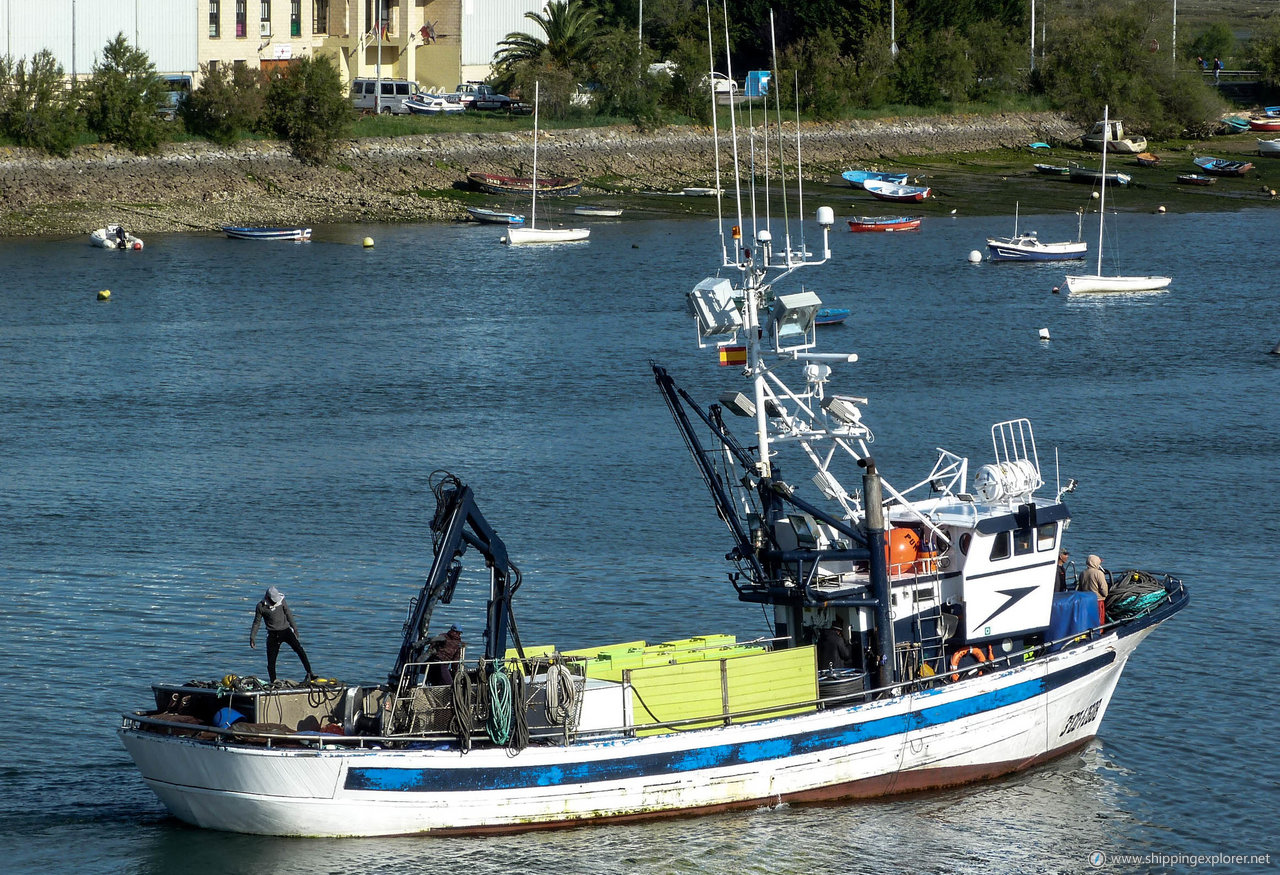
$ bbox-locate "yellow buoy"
[97,289,111,301]
[362,237,375,248]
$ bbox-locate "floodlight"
[687,277,742,339]
[822,394,865,427]
[766,291,821,348]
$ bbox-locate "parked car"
[350,78,422,114]
[455,82,512,111]
[704,72,737,94]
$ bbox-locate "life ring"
[949,646,987,682]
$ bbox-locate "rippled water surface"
[0,208,1276,873]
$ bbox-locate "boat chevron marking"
[975,586,1038,628]
[345,653,1115,793]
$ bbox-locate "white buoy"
[362,237,374,248]
[1051,286,1060,294]
[1091,191,1100,199]
[1157,205,1166,213]
[1271,339,1280,355]
[967,250,982,263]
[1039,328,1051,341]
[950,209,957,216]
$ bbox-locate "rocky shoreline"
[0,111,1080,236]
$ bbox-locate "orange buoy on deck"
[886,528,920,574]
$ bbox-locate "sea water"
[0,207,1276,873]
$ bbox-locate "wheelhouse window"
[236,0,247,37]
[209,0,221,38]
[1014,527,1034,556]
[291,0,302,37]
[1037,522,1058,551]
[312,0,328,34]
[260,0,272,37]
[989,531,1010,561]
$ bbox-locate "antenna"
[769,11,792,264]
[721,0,744,266]
[705,0,726,262]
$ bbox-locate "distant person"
[817,619,854,670]
[1056,550,1070,592]
[426,624,465,685]
[1214,57,1224,82]
[249,586,316,682]
[1077,555,1108,599]
[1196,56,1206,71]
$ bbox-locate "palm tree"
[494,0,603,76]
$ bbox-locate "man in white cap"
[249,586,316,682]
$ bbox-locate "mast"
[531,81,540,230]
[1096,105,1108,277]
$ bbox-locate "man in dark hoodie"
[249,586,316,682]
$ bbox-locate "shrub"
[181,62,266,146]
[81,34,165,153]
[0,50,80,155]
[262,54,351,165]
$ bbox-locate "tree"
[1188,22,1235,68]
[778,30,851,120]
[495,0,603,81]
[1245,14,1280,89]
[263,54,351,165]
[181,62,266,146]
[588,27,663,127]
[81,34,165,154]
[0,50,80,155]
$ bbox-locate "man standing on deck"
[249,586,316,682]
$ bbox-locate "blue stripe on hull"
[345,652,1116,793]
[987,248,1084,262]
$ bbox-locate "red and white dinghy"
[847,215,921,232]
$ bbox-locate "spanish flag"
[719,345,747,367]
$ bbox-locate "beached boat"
[1134,152,1160,167]
[1192,156,1253,176]
[1068,165,1131,186]
[1065,107,1171,294]
[1176,173,1216,186]
[682,186,724,196]
[1080,118,1147,153]
[502,83,589,245]
[467,172,582,197]
[840,169,909,187]
[405,93,465,115]
[465,207,525,225]
[221,226,312,241]
[1265,106,1280,117]
[573,205,623,218]
[862,179,931,202]
[986,204,1086,262]
[89,223,143,250]
[1258,138,1280,156]
[1033,163,1070,176]
[1248,117,1280,132]
[119,78,1186,845]
[847,215,920,232]
[1222,116,1250,134]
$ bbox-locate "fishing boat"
[814,306,849,325]
[1033,163,1070,176]
[465,207,525,225]
[862,179,931,202]
[847,215,920,232]
[1192,156,1254,176]
[89,223,143,250]
[1080,118,1147,153]
[1258,138,1280,156]
[573,205,623,218]
[1248,117,1280,133]
[118,67,1187,843]
[503,83,589,245]
[221,226,311,241]
[1068,165,1131,186]
[467,172,582,197]
[1176,173,1216,186]
[840,169,908,187]
[1134,152,1160,167]
[1065,107,1171,294]
[985,204,1086,262]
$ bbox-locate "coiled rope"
[450,667,475,753]
[544,661,578,726]
[486,669,513,745]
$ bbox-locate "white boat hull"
[120,623,1160,837]
[504,226,590,244]
[1064,274,1171,293]
[90,225,144,250]
[1257,138,1280,156]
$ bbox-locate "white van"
[350,78,421,114]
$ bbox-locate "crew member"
[249,586,316,683]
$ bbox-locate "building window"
[365,0,390,35]
[290,0,301,37]
[260,0,272,37]
[312,0,328,34]
[236,0,246,38]
[209,0,221,38]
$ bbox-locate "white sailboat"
[1064,106,1170,293]
[504,82,589,245]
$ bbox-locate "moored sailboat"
[503,82,589,245]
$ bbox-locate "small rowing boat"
[847,216,920,232]
[222,226,311,241]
